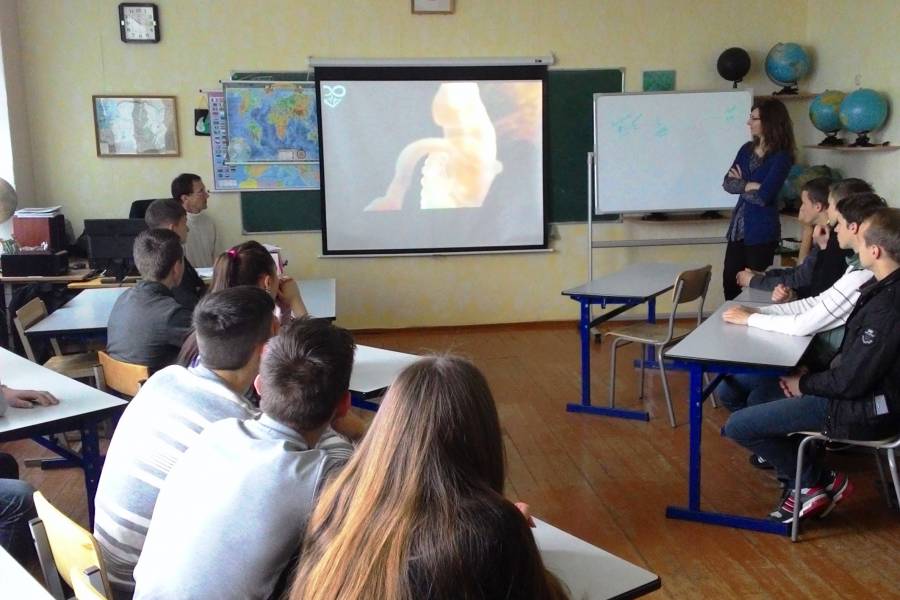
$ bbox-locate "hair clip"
[227,248,238,258]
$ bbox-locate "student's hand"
[735,269,761,288]
[2,386,58,408]
[779,374,802,398]
[276,277,308,319]
[771,284,796,303]
[332,413,368,443]
[514,502,536,528]
[744,182,761,193]
[813,223,831,250]
[722,305,757,325]
[727,165,743,179]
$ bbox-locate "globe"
[839,88,888,146]
[716,47,751,87]
[809,90,846,145]
[779,164,807,202]
[0,177,17,223]
[764,43,811,94]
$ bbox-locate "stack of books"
[14,206,62,218]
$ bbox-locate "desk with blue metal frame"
[348,345,419,411]
[663,301,812,536]
[0,348,126,527]
[562,262,701,421]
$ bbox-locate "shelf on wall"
[803,144,899,152]
[754,92,821,101]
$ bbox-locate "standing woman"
[290,356,568,600]
[722,99,795,299]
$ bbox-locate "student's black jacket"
[799,267,900,439]
[171,257,206,310]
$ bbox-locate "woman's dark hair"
[210,241,277,293]
[753,98,795,161]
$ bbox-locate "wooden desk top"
[0,267,95,284]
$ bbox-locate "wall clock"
[119,3,160,43]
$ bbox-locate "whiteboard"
[593,89,752,213]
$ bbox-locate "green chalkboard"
[236,69,623,232]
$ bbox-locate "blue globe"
[839,88,888,133]
[765,43,811,87]
[809,90,846,133]
[779,164,807,201]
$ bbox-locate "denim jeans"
[722,394,829,488]
[0,478,37,565]
[715,373,784,413]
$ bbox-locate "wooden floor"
[4,322,899,598]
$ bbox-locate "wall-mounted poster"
[92,95,179,157]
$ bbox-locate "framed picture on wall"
[92,95,180,157]
[412,0,454,14]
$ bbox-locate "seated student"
[736,177,870,301]
[145,198,206,309]
[134,319,356,600]
[718,192,888,408]
[0,385,57,566]
[106,228,193,371]
[94,286,275,598]
[176,240,307,367]
[723,207,900,524]
[289,355,568,600]
[171,173,216,268]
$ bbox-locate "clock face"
[119,3,159,43]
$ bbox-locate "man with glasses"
[172,173,216,268]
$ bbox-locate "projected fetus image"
[365,82,503,211]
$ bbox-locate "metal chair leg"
[873,449,894,508]
[792,434,820,541]
[608,337,620,408]
[656,345,676,427]
[888,448,900,512]
[639,344,646,399]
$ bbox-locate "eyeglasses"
[748,116,761,121]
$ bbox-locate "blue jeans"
[715,373,784,413]
[0,478,37,566]
[722,394,829,487]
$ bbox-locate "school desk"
[562,262,702,421]
[0,347,126,527]
[664,301,812,536]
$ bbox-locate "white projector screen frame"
[316,65,549,255]
[593,89,753,214]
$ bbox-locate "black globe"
[717,47,751,83]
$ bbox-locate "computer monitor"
[83,219,148,281]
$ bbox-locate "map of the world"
[208,91,319,191]
[224,81,319,163]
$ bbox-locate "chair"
[28,491,113,600]
[71,567,109,600]
[14,297,102,385]
[790,431,900,541]
[127,198,158,220]
[605,265,712,427]
[97,351,149,398]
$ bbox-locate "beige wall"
[804,0,900,204]
[10,0,824,327]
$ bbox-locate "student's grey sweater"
[92,364,258,597]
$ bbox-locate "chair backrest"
[31,492,112,599]
[71,566,109,600]
[14,297,61,361]
[128,198,157,220]
[671,265,712,319]
[98,350,149,398]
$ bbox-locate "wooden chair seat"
[606,322,695,345]
[44,351,101,380]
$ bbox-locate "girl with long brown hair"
[290,355,568,600]
[722,98,795,300]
